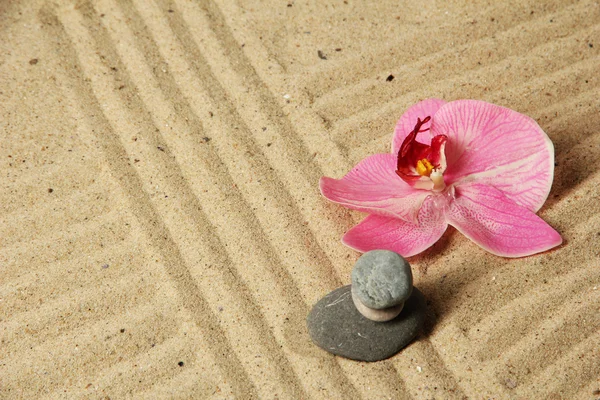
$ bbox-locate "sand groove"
[126,0,344,299]
[504,300,599,384]
[0,181,113,248]
[190,0,351,176]
[0,208,127,280]
[37,5,258,398]
[4,303,180,398]
[1,262,155,339]
[391,339,469,399]
[534,332,600,398]
[0,162,99,216]
[471,267,600,360]
[204,0,373,276]
[304,0,581,100]
[314,1,596,121]
[47,333,227,399]
[169,0,356,280]
[0,241,144,316]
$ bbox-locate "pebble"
[350,286,403,322]
[307,285,427,362]
[351,250,413,309]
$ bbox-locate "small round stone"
[307,285,427,362]
[351,286,403,322]
[351,250,413,309]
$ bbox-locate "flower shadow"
[404,227,457,337]
[542,114,600,208]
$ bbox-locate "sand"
[1,0,599,398]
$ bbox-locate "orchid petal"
[446,183,562,257]
[342,196,448,257]
[431,100,554,211]
[320,153,428,222]
[392,98,447,154]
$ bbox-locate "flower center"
[416,159,434,176]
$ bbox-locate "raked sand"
[1,0,599,398]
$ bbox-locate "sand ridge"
[1,0,599,398]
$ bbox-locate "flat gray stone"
[351,250,413,309]
[307,285,426,362]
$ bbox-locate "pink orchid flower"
[320,99,562,257]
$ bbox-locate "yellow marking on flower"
[416,159,434,177]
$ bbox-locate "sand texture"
[1,0,599,398]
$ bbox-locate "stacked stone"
[351,250,413,322]
[307,250,427,362]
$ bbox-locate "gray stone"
[307,285,427,362]
[351,250,413,309]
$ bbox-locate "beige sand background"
[1,0,599,398]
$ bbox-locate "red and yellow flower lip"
[395,116,448,192]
